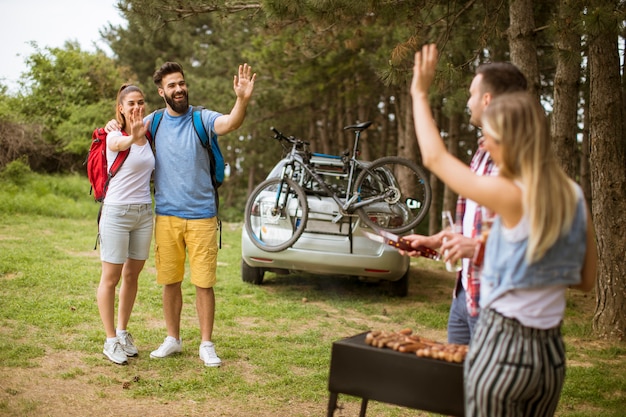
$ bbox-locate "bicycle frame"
[276,132,394,223]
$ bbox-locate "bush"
[0,157,32,186]
[0,171,97,220]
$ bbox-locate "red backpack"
[86,128,131,202]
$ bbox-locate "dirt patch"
[0,350,426,417]
[0,351,317,417]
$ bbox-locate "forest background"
[0,0,624,342]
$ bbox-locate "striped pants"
[464,308,565,417]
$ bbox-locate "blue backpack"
[149,106,225,189]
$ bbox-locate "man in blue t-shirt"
[150,62,255,367]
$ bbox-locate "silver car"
[241,154,411,297]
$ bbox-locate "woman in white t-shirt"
[96,84,155,365]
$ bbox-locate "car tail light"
[366,213,404,228]
[388,215,405,228]
[250,257,274,263]
[250,202,260,216]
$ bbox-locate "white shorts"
[99,204,153,264]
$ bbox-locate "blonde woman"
[97,84,154,365]
[410,44,597,416]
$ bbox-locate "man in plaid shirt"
[402,62,527,345]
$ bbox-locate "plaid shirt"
[453,138,498,317]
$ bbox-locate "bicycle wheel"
[354,156,431,234]
[244,177,309,252]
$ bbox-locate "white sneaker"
[199,342,221,367]
[118,332,139,357]
[150,337,182,358]
[103,339,128,365]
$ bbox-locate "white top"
[461,198,477,290]
[104,131,155,205]
[488,212,568,329]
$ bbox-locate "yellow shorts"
[154,215,218,288]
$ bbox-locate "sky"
[0,0,126,93]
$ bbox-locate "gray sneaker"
[199,342,221,367]
[103,340,128,365]
[150,337,182,359]
[118,332,139,357]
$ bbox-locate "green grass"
[0,170,624,416]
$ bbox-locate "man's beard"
[165,91,189,114]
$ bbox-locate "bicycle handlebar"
[270,127,310,147]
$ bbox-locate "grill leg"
[359,398,368,417]
[327,392,338,417]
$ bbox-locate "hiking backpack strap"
[191,106,222,248]
[191,106,219,187]
[191,106,211,146]
[149,109,165,142]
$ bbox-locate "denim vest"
[480,186,587,308]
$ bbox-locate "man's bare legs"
[196,286,216,342]
[161,284,215,342]
[163,282,183,339]
[150,281,184,359]
[196,286,220,366]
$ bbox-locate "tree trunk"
[551,0,582,179]
[581,88,592,209]
[247,163,256,196]
[336,86,346,153]
[588,0,626,341]
[429,172,443,235]
[356,76,371,161]
[308,107,320,151]
[314,92,331,154]
[344,81,356,154]
[379,95,391,158]
[397,82,419,162]
[508,0,540,97]
[428,104,444,235]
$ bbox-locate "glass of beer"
[441,210,462,272]
[473,206,496,267]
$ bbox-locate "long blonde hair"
[483,92,578,263]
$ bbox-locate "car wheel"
[388,268,409,297]
[241,259,264,285]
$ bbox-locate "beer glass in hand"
[441,210,462,272]
[473,207,496,267]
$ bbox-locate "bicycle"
[244,121,432,252]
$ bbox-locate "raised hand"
[128,106,146,141]
[410,44,438,98]
[233,63,256,100]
